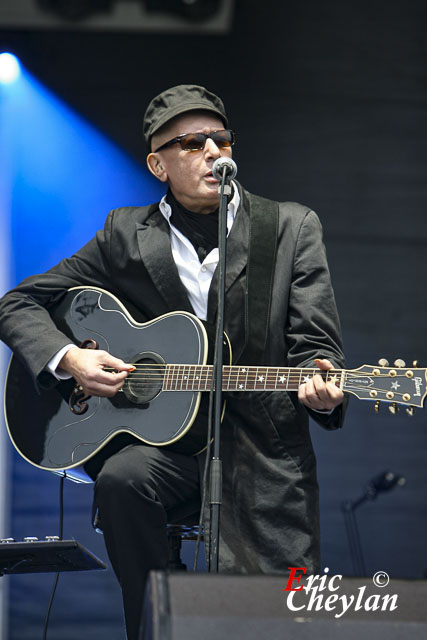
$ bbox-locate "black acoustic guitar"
[4,287,426,482]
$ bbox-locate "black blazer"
[0,182,346,573]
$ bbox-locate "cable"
[193,375,215,571]
[42,473,64,640]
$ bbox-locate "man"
[0,85,345,639]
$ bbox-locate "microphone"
[366,470,406,499]
[212,157,237,181]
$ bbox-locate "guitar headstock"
[343,359,426,415]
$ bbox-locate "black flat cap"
[143,84,227,148]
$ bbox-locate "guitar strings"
[103,365,412,396]
[105,364,412,377]
[110,369,404,382]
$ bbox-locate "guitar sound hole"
[122,351,165,405]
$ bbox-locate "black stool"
[94,498,203,572]
[166,498,202,572]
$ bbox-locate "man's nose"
[204,136,221,158]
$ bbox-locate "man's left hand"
[298,358,344,412]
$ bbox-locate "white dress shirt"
[158,183,239,321]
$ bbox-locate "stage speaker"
[140,571,427,640]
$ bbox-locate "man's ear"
[146,153,167,182]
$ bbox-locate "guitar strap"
[238,191,279,365]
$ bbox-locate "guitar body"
[4,287,225,480]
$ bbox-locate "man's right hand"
[59,347,135,397]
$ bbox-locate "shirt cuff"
[46,344,77,380]
[311,407,334,415]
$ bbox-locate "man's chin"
[190,188,220,213]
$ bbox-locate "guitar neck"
[163,364,341,392]
[158,363,426,409]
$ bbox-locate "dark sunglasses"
[154,129,235,153]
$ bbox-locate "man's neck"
[168,189,219,215]
[166,189,219,262]
[167,189,219,217]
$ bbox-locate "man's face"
[147,112,232,214]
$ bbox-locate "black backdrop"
[2,1,427,638]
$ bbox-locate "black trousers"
[93,444,200,640]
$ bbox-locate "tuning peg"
[394,359,406,368]
[412,360,419,368]
[406,406,416,417]
[388,403,399,415]
[378,358,389,367]
[374,400,380,413]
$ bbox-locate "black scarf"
[166,189,219,263]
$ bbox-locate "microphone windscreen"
[212,157,237,180]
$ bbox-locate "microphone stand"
[208,167,232,573]
[341,470,405,576]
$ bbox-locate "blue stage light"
[2,67,165,281]
[0,53,21,84]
